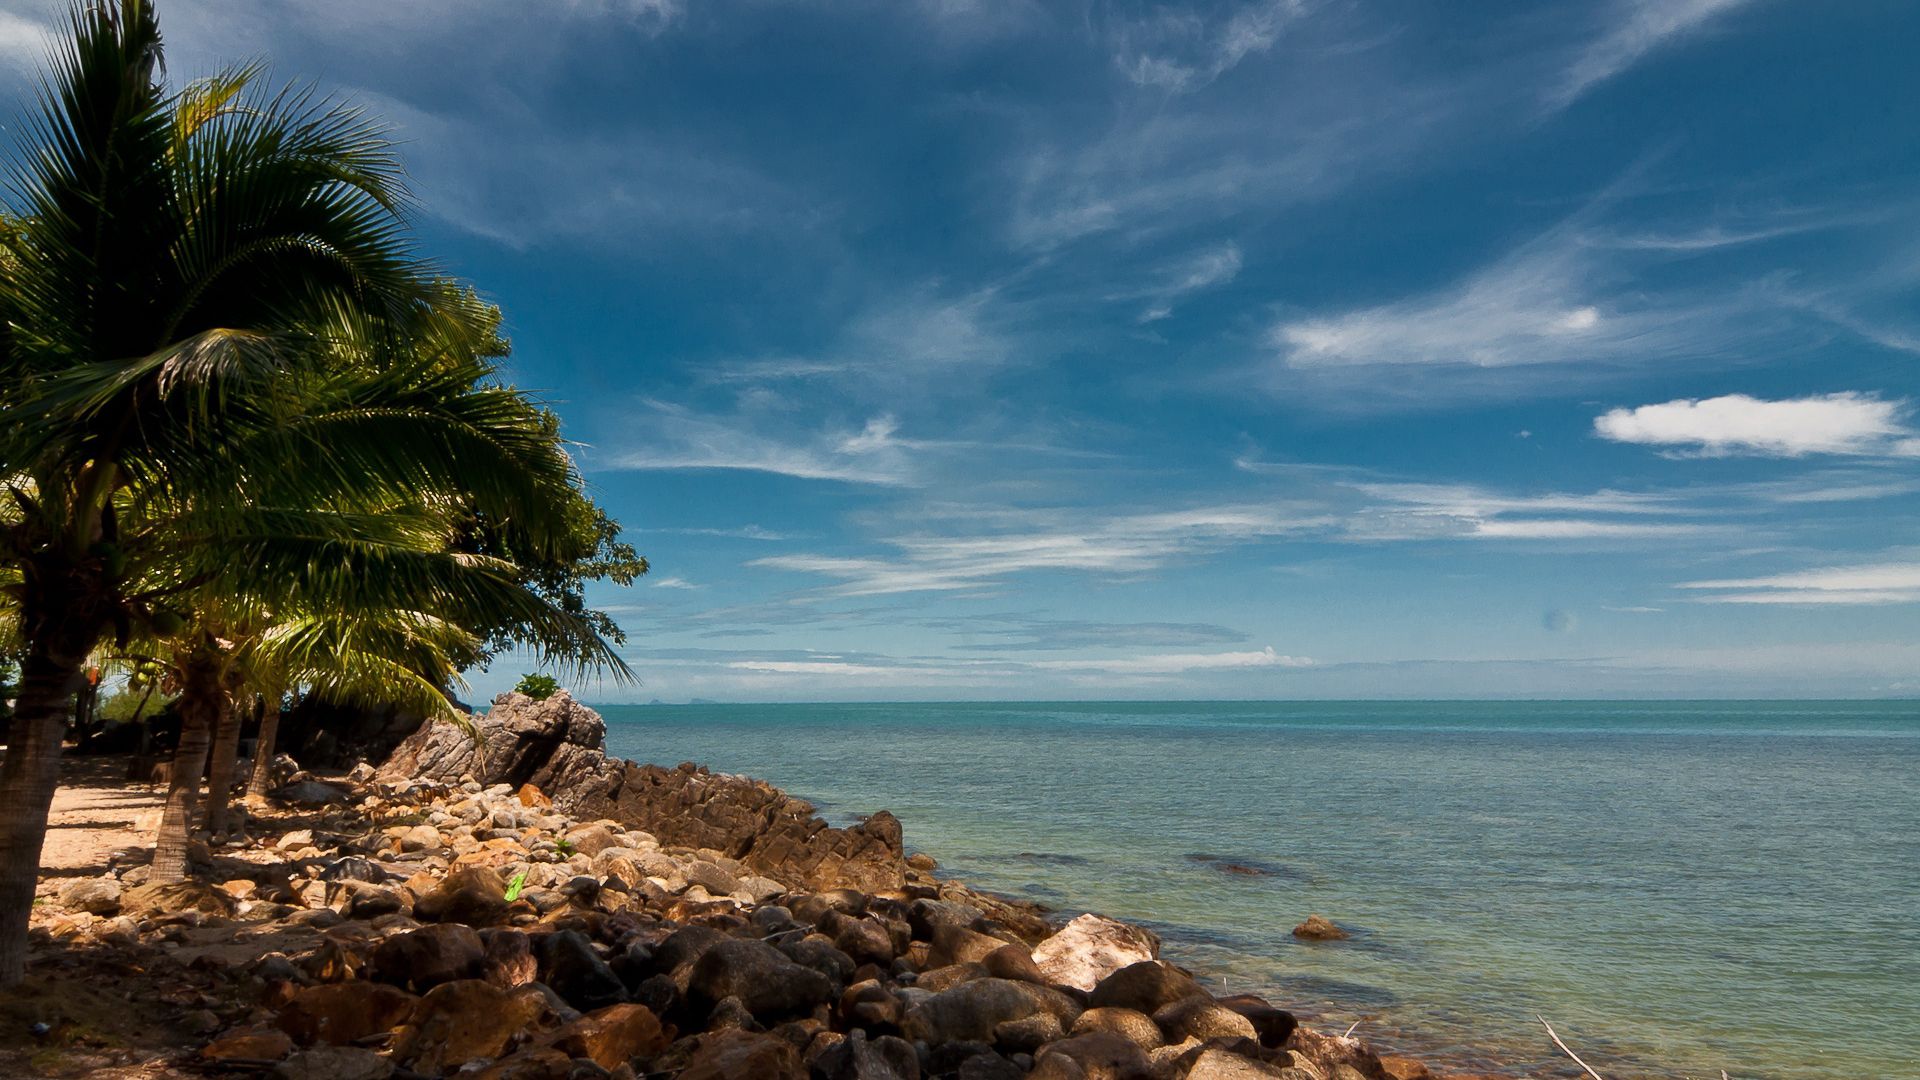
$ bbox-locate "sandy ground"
[35,756,166,901]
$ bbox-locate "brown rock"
[1291,915,1349,941]
[1378,1054,1433,1080]
[468,1046,575,1080]
[202,1026,295,1061]
[1184,1048,1304,1079]
[928,923,1011,969]
[1087,962,1205,1015]
[276,982,418,1046]
[552,1003,670,1068]
[389,979,555,1074]
[124,880,235,918]
[517,783,552,808]
[481,927,539,988]
[414,866,510,927]
[370,923,486,991]
[1032,1031,1155,1080]
[1069,1007,1164,1051]
[980,943,1047,984]
[1153,997,1258,1043]
[678,1028,806,1080]
[1286,1026,1389,1080]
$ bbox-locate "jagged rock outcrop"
[377,691,906,893]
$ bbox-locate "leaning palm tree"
[0,1,618,982]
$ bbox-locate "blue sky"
[6,0,1918,700]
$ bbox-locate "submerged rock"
[1291,915,1350,941]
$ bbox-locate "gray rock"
[58,878,121,916]
[535,929,627,1010]
[902,977,1083,1048]
[274,1046,394,1080]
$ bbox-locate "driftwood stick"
[1536,1014,1606,1080]
[1342,1019,1362,1038]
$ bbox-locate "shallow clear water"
[596,700,1920,1079]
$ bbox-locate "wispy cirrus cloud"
[1595,393,1919,457]
[1031,646,1312,674]
[1677,561,1920,605]
[1548,0,1758,110]
[598,401,919,485]
[1109,0,1308,92]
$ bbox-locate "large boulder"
[677,1028,806,1080]
[377,690,608,792]
[688,938,836,1019]
[389,980,558,1074]
[276,982,418,1046]
[549,1003,671,1069]
[58,878,122,916]
[369,924,485,992]
[413,866,510,927]
[1032,914,1159,992]
[902,977,1083,1048]
[1087,962,1205,1015]
[534,930,628,1010]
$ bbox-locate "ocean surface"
[594,700,1920,1079]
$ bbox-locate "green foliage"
[96,687,170,724]
[504,870,528,903]
[552,836,575,856]
[514,673,559,700]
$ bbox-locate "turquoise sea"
[595,700,1920,1079]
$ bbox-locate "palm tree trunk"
[201,693,243,837]
[0,650,86,986]
[151,651,223,884]
[247,697,280,797]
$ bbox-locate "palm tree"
[0,1,625,980]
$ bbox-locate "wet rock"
[369,923,485,991]
[274,1046,394,1080]
[1290,915,1349,941]
[1379,1054,1433,1080]
[689,938,835,1019]
[1217,995,1298,1049]
[1086,961,1205,1015]
[1069,1007,1164,1050]
[276,982,418,1046]
[391,978,557,1074]
[1285,1026,1388,1080]
[57,878,122,916]
[1032,914,1160,992]
[551,1003,670,1068]
[1154,997,1257,1043]
[677,1028,806,1080]
[414,866,510,927]
[536,929,628,1010]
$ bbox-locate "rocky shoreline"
[15,691,1488,1080]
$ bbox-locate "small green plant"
[553,837,575,856]
[514,673,559,700]
[504,870,528,903]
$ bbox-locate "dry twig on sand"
[1536,1014,1606,1080]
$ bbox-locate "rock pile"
[378,692,911,894]
[26,692,1433,1080]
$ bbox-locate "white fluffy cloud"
[1594,393,1916,457]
